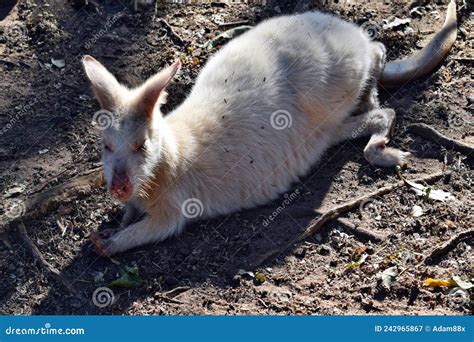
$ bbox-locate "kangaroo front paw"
[364,137,410,167]
[89,229,117,257]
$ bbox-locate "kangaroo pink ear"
[137,60,181,119]
[82,55,122,110]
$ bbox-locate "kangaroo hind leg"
[336,108,410,167]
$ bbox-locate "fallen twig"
[256,206,386,241]
[26,167,103,219]
[155,293,189,305]
[1,167,103,228]
[424,229,474,264]
[158,18,185,46]
[0,58,21,67]
[452,57,474,62]
[162,286,190,298]
[31,168,70,194]
[18,223,82,298]
[408,123,474,157]
[100,34,129,45]
[219,20,250,28]
[253,171,449,267]
[337,217,387,242]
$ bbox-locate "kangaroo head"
[82,55,180,202]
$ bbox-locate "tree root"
[18,223,82,298]
[253,170,449,267]
[26,167,103,219]
[424,229,474,264]
[408,123,474,158]
[1,167,103,228]
[158,18,185,46]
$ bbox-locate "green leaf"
[108,266,142,288]
[405,179,455,202]
[451,275,474,290]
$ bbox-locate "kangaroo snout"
[110,171,132,201]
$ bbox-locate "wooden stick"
[18,223,82,298]
[26,167,104,219]
[408,123,474,157]
[254,206,386,241]
[219,20,250,28]
[158,19,185,46]
[452,57,474,62]
[1,167,103,228]
[162,286,190,298]
[0,58,20,67]
[424,229,474,264]
[253,171,449,267]
[337,217,387,242]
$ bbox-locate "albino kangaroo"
[84,2,457,256]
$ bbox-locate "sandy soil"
[0,0,472,315]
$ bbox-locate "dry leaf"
[451,275,473,290]
[344,254,368,270]
[405,179,455,202]
[379,266,398,290]
[446,220,456,228]
[423,278,456,288]
[411,205,423,217]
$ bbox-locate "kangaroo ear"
[82,55,122,110]
[136,60,181,119]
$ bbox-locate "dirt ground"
[0,0,472,315]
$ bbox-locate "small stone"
[293,247,306,258]
[466,95,474,106]
[318,245,331,256]
[231,275,241,287]
[411,205,423,217]
[164,277,179,287]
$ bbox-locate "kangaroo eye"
[104,143,113,152]
[134,141,146,153]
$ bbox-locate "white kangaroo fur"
[83,7,456,256]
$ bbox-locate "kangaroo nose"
[110,172,132,200]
